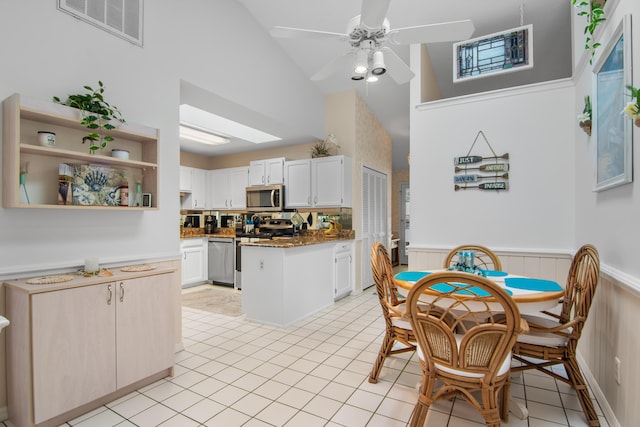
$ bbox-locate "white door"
[362,166,388,289]
[284,160,312,208]
[399,183,410,265]
[228,167,248,209]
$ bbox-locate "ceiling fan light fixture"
[353,49,368,74]
[366,74,379,83]
[351,75,365,81]
[371,50,386,75]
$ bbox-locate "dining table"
[393,269,565,315]
[392,269,566,420]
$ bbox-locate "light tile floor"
[14,285,610,427]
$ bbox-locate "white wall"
[409,80,575,253]
[0,0,325,275]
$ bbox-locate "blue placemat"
[430,283,512,297]
[505,277,563,292]
[395,271,431,282]
[481,270,508,277]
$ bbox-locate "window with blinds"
[58,0,143,46]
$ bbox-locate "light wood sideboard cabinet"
[5,269,175,427]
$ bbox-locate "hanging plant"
[577,95,592,136]
[571,0,606,64]
[621,85,640,128]
[53,81,126,153]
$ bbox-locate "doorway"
[399,183,410,265]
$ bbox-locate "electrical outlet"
[615,357,621,385]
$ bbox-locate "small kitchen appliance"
[246,184,284,212]
[204,215,216,234]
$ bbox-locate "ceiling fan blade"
[270,26,347,42]
[359,0,391,31]
[380,47,414,84]
[311,52,355,81]
[388,19,475,45]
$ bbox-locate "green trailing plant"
[53,81,126,153]
[571,1,606,64]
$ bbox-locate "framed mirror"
[592,14,633,192]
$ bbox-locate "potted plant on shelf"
[53,81,126,153]
[622,85,640,128]
[578,95,592,136]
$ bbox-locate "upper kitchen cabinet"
[180,167,206,210]
[179,166,192,192]
[208,167,248,210]
[284,156,352,209]
[248,157,285,186]
[2,93,159,210]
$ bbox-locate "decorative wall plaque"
[453,131,509,192]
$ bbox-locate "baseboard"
[577,351,620,427]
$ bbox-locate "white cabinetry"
[179,166,192,192]
[334,241,353,300]
[248,157,285,186]
[6,270,175,427]
[180,167,206,210]
[283,159,312,208]
[181,238,207,287]
[284,156,352,209]
[2,93,159,209]
[209,167,248,210]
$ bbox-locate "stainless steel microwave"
[246,184,284,212]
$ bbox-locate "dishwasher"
[208,237,235,286]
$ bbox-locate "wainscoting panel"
[408,247,572,283]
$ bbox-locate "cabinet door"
[209,170,229,209]
[334,245,353,300]
[313,157,344,207]
[116,274,174,388]
[265,158,284,184]
[284,160,312,208]
[182,243,205,286]
[191,168,206,209]
[179,166,192,192]
[248,161,266,186]
[32,284,117,424]
[228,167,248,209]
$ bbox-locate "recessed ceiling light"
[180,104,281,144]
[179,125,230,145]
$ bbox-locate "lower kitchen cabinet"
[181,238,208,287]
[334,241,353,300]
[5,270,175,427]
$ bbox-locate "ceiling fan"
[270,0,474,84]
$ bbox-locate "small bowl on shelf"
[111,149,130,159]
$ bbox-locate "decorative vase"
[579,120,592,136]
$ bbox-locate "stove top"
[236,232,274,239]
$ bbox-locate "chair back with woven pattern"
[406,271,521,379]
[560,244,600,341]
[443,244,502,272]
[371,242,401,311]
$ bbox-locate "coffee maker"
[204,215,217,234]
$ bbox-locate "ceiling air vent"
[453,24,533,83]
[58,0,143,46]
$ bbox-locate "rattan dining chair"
[511,244,601,426]
[443,244,503,271]
[405,271,525,427]
[368,242,416,384]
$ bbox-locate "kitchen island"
[241,233,354,327]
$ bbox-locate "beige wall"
[420,45,442,103]
[391,169,409,238]
[180,143,317,170]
